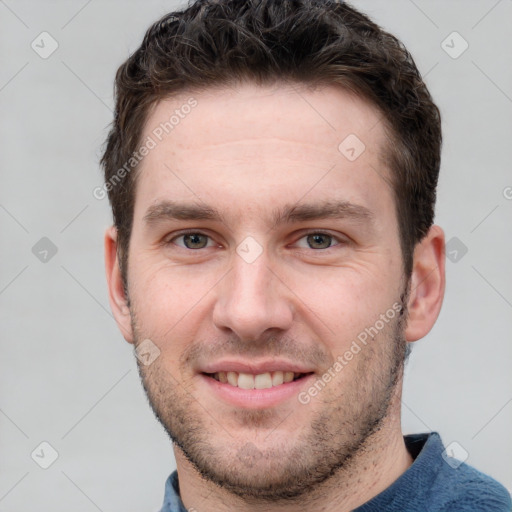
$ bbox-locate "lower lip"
[200,373,315,409]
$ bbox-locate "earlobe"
[404,225,446,342]
[104,226,134,344]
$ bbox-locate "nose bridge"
[212,249,293,340]
[231,254,271,305]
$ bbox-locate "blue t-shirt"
[159,432,511,512]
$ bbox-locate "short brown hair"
[101,0,442,286]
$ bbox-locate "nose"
[212,252,294,342]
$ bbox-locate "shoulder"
[431,460,511,512]
[401,432,511,512]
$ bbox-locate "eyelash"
[165,229,347,251]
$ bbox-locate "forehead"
[142,82,386,155]
[134,82,392,221]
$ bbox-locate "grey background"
[1,0,511,510]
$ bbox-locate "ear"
[405,224,446,342]
[104,226,134,344]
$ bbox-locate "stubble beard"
[132,292,409,502]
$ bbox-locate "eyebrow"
[143,199,375,230]
[271,200,375,230]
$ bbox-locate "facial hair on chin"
[131,291,409,502]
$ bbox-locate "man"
[101,1,511,511]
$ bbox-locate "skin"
[105,82,445,512]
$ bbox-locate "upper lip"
[199,360,315,375]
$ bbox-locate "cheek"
[286,265,401,347]
[127,243,403,355]
[128,260,217,339]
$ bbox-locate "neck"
[176,395,412,512]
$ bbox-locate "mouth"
[198,359,317,409]
[203,371,311,389]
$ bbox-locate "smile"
[205,371,310,389]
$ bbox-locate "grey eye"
[306,233,333,249]
[179,233,210,249]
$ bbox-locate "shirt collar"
[159,432,436,512]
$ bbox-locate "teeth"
[227,371,238,386]
[212,370,304,388]
[272,371,284,386]
[238,373,255,389]
[254,372,272,389]
[284,371,294,383]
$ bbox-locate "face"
[122,83,410,499]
